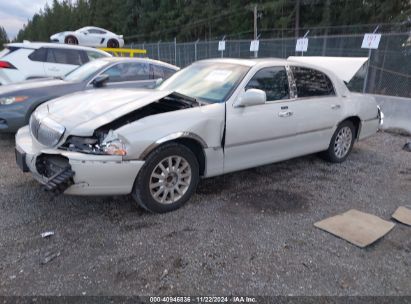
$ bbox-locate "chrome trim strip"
[225,126,333,148]
[362,117,379,123]
[139,132,208,160]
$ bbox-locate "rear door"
[43,48,85,77]
[289,66,343,152]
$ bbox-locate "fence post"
[363,26,380,93]
[157,40,161,60]
[174,37,177,65]
[194,39,199,61]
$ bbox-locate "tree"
[11,0,411,43]
[0,26,8,49]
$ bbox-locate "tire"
[107,39,119,48]
[320,120,356,163]
[65,36,78,45]
[132,142,199,213]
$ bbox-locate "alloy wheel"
[149,155,192,204]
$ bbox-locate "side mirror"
[234,89,267,108]
[92,74,109,88]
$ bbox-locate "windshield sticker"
[205,70,232,82]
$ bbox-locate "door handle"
[331,104,341,110]
[278,111,293,117]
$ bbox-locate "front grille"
[30,113,65,147]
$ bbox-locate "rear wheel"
[107,39,119,48]
[132,143,199,213]
[320,120,356,163]
[65,36,78,45]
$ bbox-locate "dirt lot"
[0,132,410,296]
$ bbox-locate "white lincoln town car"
[15,57,382,213]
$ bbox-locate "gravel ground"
[0,131,410,296]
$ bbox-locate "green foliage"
[0,26,8,48]
[14,0,411,43]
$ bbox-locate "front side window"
[86,51,107,61]
[46,49,84,65]
[245,66,290,101]
[104,62,150,82]
[151,65,176,80]
[291,66,335,98]
[64,59,108,82]
[88,29,106,34]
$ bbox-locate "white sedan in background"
[15,57,382,213]
[50,26,125,48]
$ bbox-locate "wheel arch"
[338,116,361,139]
[140,132,207,176]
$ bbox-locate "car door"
[99,62,154,88]
[43,48,84,77]
[224,66,298,173]
[289,66,343,152]
[26,47,48,78]
[87,29,107,47]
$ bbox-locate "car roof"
[99,57,180,70]
[6,41,110,54]
[79,26,109,32]
[197,58,289,67]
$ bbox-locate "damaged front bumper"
[15,126,144,196]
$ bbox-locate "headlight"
[0,96,29,105]
[63,131,127,156]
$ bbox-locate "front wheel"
[320,120,356,163]
[132,143,199,213]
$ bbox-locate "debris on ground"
[392,206,411,226]
[41,231,55,238]
[403,142,411,152]
[160,269,169,280]
[314,209,395,248]
[40,251,61,265]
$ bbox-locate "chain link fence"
[127,31,411,98]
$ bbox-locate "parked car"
[0,57,179,132]
[0,42,111,85]
[15,57,383,213]
[50,26,125,48]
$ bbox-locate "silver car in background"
[15,57,382,213]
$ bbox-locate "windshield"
[64,60,108,82]
[158,62,250,103]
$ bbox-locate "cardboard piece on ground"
[392,206,411,226]
[314,209,395,248]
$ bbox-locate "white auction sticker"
[361,33,381,49]
[205,70,232,82]
[218,40,226,51]
[296,38,309,52]
[250,40,259,52]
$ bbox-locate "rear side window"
[104,62,150,82]
[245,66,290,101]
[28,48,47,62]
[291,66,335,98]
[46,48,84,65]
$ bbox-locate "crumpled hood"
[37,88,172,135]
[0,78,67,96]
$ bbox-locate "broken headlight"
[63,130,127,156]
